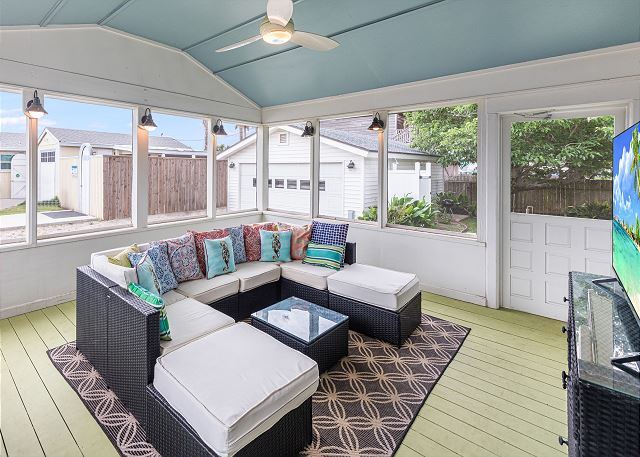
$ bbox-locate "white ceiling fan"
[216,0,339,53]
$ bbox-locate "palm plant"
[632,127,640,198]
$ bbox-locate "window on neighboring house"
[268,179,273,188]
[146,111,208,224]
[35,96,134,239]
[268,126,311,214]
[0,154,14,170]
[0,89,26,244]
[300,180,310,190]
[217,121,257,214]
[319,116,378,220]
[387,104,478,236]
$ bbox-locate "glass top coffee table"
[251,297,349,373]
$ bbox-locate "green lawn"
[0,202,64,216]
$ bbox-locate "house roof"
[43,127,193,151]
[218,125,438,161]
[0,132,26,152]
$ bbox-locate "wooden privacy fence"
[443,175,612,216]
[100,155,228,220]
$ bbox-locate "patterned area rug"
[48,313,468,457]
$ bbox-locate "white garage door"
[319,163,344,218]
[269,163,310,213]
[239,163,257,210]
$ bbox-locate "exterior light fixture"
[367,112,385,131]
[301,121,315,137]
[213,119,227,136]
[139,108,157,132]
[347,160,355,169]
[229,162,235,169]
[25,90,47,119]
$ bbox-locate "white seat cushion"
[160,298,235,353]
[229,262,280,292]
[279,260,338,290]
[327,264,420,311]
[162,289,186,306]
[176,275,239,304]
[90,243,151,288]
[153,322,318,457]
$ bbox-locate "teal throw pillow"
[128,282,171,341]
[302,242,345,270]
[128,252,162,297]
[260,230,292,262]
[204,236,236,279]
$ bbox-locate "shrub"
[566,201,611,220]
[360,195,439,228]
[433,192,476,216]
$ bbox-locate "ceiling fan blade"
[291,31,339,51]
[216,35,262,53]
[267,0,293,26]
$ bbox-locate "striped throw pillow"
[302,242,345,271]
[128,283,171,341]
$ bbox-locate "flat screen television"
[612,121,640,325]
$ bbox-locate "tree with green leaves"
[404,105,614,191]
[631,126,640,197]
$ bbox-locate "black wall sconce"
[25,90,47,119]
[367,112,385,131]
[213,119,227,136]
[301,121,315,137]
[139,108,157,132]
[347,160,355,169]
[229,162,235,169]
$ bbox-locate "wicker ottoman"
[251,297,349,373]
[326,264,422,346]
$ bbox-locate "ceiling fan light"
[139,108,157,132]
[263,30,292,45]
[213,119,227,136]
[25,90,47,119]
[368,112,385,131]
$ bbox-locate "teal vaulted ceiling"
[0,0,639,107]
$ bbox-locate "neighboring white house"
[36,127,199,206]
[217,121,443,218]
[0,132,26,201]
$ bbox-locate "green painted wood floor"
[0,294,568,457]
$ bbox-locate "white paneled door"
[501,109,624,320]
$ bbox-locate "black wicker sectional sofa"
[78,238,422,457]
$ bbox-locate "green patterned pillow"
[302,242,345,271]
[127,283,171,341]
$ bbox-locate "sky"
[613,123,640,226]
[1,90,254,152]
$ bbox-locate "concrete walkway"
[0,211,95,230]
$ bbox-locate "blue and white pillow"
[311,221,349,267]
[204,236,236,279]
[129,244,178,295]
[227,226,247,264]
[260,230,292,262]
[127,252,162,297]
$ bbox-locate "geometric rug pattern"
[48,313,468,457]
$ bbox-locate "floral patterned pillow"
[242,222,278,262]
[189,229,229,275]
[129,243,177,295]
[155,233,202,283]
[277,223,311,260]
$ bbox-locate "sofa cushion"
[160,298,235,353]
[204,236,236,278]
[176,275,239,305]
[227,226,247,264]
[242,223,278,262]
[302,242,345,271]
[259,229,292,263]
[162,289,186,306]
[190,229,229,276]
[156,233,203,283]
[91,254,138,288]
[230,261,281,292]
[311,220,349,267]
[327,264,420,311]
[129,244,178,295]
[280,260,339,290]
[107,244,140,268]
[153,322,318,457]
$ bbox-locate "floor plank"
[1,294,568,457]
[0,320,82,457]
[0,353,45,457]
[10,314,118,457]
